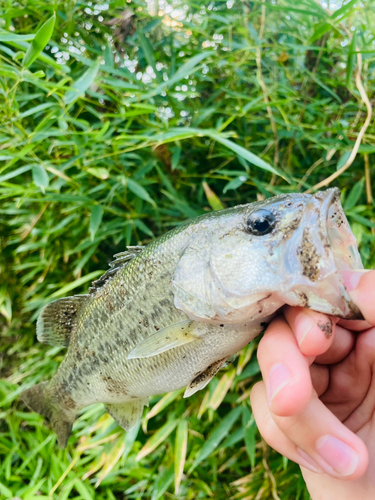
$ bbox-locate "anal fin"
[37,295,89,347]
[128,319,201,359]
[106,398,148,431]
[184,357,229,398]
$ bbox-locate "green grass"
[1,0,375,498]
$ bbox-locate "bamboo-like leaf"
[146,389,184,421]
[22,13,55,67]
[126,178,156,206]
[64,59,101,104]
[203,181,225,211]
[94,440,125,487]
[205,130,289,181]
[49,270,104,298]
[242,406,256,469]
[344,178,364,211]
[32,165,49,192]
[236,358,260,382]
[138,30,160,82]
[346,31,357,86]
[151,464,174,500]
[136,419,178,461]
[89,205,103,240]
[0,32,35,42]
[174,420,188,494]
[189,406,242,472]
[208,367,236,411]
[146,51,214,98]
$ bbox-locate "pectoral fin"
[127,320,202,359]
[105,398,149,431]
[184,357,229,398]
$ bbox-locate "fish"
[20,188,363,447]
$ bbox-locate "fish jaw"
[276,188,363,318]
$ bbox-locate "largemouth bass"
[21,188,363,447]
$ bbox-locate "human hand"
[250,270,375,500]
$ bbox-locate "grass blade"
[189,406,242,472]
[174,420,188,494]
[22,13,55,67]
[64,59,101,104]
[136,419,178,461]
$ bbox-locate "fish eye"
[246,209,276,236]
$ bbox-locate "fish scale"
[20,189,363,447]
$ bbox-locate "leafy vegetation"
[1,0,375,498]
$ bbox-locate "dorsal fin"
[89,246,144,293]
[37,295,89,347]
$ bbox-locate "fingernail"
[297,448,323,473]
[294,313,314,347]
[267,363,292,402]
[316,435,358,476]
[341,270,369,292]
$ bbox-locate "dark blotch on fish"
[317,318,333,338]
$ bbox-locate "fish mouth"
[319,188,363,272]
[281,188,363,319]
[305,188,364,318]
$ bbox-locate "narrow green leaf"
[236,357,260,382]
[223,175,248,193]
[89,205,103,240]
[138,29,160,81]
[337,151,351,170]
[0,32,35,42]
[0,481,12,499]
[151,464,174,500]
[104,43,114,69]
[203,181,225,211]
[189,406,242,472]
[49,270,104,298]
[146,51,214,98]
[174,420,188,494]
[17,102,56,119]
[0,165,32,183]
[136,419,178,461]
[126,178,155,206]
[87,167,109,180]
[206,130,289,181]
[64,59,101,104]
[22,13,56,68]
[2,39,69,72]
[309,22,332,44]
[242,406,256,468]
[74,480,94,500]
[331,0,358,19]
[147,389,184,420]
[344,178,364,211]
[346,32,357,86]
[32,165,49,192]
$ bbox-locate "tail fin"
[20,382,74,448]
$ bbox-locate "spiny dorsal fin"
[89,245,144,293]
[37,295,89,347]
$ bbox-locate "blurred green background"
[1,0,375,498]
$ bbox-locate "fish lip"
[316,187,341,231]
[313,188,364,319]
